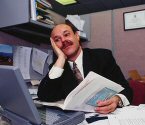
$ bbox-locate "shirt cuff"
[49,66,64,79]
[117,94,130,106]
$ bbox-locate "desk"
[1,105,145,125]
[81,105,145,125]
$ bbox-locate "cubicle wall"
[83,4,145,78]
[0,32,52,80]
[83,10,112,51]
[114,5,145,78]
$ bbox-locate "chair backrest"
[129,80,145,105]
[128,70,141,81]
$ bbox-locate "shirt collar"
[68,50,83,69]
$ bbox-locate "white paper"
[108,106,145,125]
[64,71,124,112]
[34,71,124,112]
[32,48,48,75]
[78,31,87,38]
[108,115,145,125]
[138,104,145,110]
[13,46,32,79]
[66,15,85,31]
[29,88,38,95]
[34,100,65,109]
[47,50,53,65]
[30,0,36,20]
[124,10,145,30]
[30,80,41,85]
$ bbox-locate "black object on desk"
[86,114,108,123]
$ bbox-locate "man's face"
[51,24,81,59]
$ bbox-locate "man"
[37,23,133,114]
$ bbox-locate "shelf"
[0,20,53,44]
[0,20,88,44]
[0,0,88,44]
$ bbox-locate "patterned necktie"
[73,62,83,84]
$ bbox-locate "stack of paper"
[108,105,145,125]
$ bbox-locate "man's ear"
[75,31,80,42]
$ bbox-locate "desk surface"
[81,105,145,125]
[1,105,145,125]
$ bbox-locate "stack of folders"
[36,0,55,25]
[37,106,85,125]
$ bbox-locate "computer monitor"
[0,65,85,125]
[0,65,41,125]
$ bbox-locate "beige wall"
[83,10,112,50]
[83,5,145,79]
[114,5,145,78]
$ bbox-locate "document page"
[13,46,32,79]
[108,115,145,125]
[34,71,124,112]
[32,48,48,75]
[64,71,124,112]
[47,50,53,66]
[108,106,145,125]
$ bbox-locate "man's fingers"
[97,100,111,107]
[95,99,117,114]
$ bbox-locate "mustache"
[61,40,73,49]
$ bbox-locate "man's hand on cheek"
[50,38,67,60]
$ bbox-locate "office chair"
[128,69,145,105]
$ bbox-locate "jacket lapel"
[83,49,93,77]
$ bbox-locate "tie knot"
[73,62,78,73]
[73,62,77,68]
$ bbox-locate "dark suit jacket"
[37,48,133,103]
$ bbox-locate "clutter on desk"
[0,43,53,81]
[108,105,145,125]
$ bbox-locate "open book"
[34,71,124,112]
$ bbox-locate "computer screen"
[0,65,41,125]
